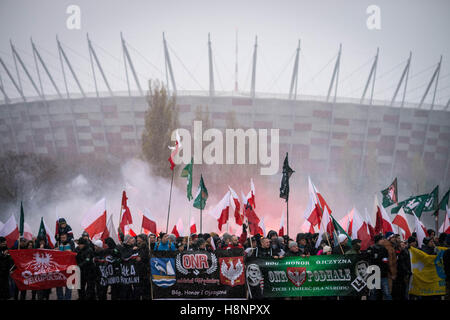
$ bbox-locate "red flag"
[0,215,19,248]
[229,186,243,226]
[171,218,183,238]
[168,130,181,171]
[189,216,197,234]
[128,228,137,237]
[244,203,261,236]
[10,249,77,290]
[119,191,133,234]
[141,209,157,234]
[208,191,230,232]
[392,208,412,239]
[81,198,107,240]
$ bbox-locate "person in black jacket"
[248,237,280,258]
[284,241,303,257]
[0,237,13,300]
[367,234,391,300]
[135,234,150,300]
[76,237,96,300]
[117,235,139,300]
[443,234,450,300]
[55,218,74,242]
[392,240,411,300]
[92,239,107,300]
[104,237,121,300]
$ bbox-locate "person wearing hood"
[103,237,121,300]
[332,234,350,255]
[296,233,311,256]
[117,235,140,300]
[135,234,150,300]
[92,239,108,300]
[421,237,437,255]
[76,237,96,300]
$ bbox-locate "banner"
[151,249,246,299]
[245,255,370,298]
[10,249,77,291]
[409,246,446,296]
[97,255,140,286]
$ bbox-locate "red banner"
[9,249,77,290]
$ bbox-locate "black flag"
[280,152,294,201]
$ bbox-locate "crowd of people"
[0,218,449,300]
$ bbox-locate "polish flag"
[190,216,197,234]
[316,206,334,248]
[243,202,261,236]
[101,214,119,244]
[364,208,376,241]
[208,191,231,232]
[0,215,19,248]
[42,218,56,248]
[141,208,157,235]
[258,216,266,236]
[438,205,450,234]
[374,195,394,235]
[168,130,181,171]
[171,218,183,238]
[305,177,332,227]
[23,223,33,241]
[81,198,107,240]
[338,209,354,234]
[413,213,428,247]
[229,186,243,225]
[249,179,256,208]
[278,212,285,237]
[392,208,412,239]
[119,191,133,234]
[128,228,137,237]
[300,220,315,233]
[350,208,371,250]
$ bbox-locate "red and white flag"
[171,218,184,238]
[81,198,107,240]
[168,130,181,171]
[229,186,243,225]
[278,211,286,237]
[316,206,334,248]
[0,215,19,248]
[350,208,371,250]
[189,216,197,234]
[42,218,56,248]
[258,216,266,236]
[23,223,33,241]
[101,214,119,245]
[119,191,133,234]
[392,207,412,239]
[141,208,157,235]
[300,220,315,233]
[374,195,394,235]
[413,213,428,247]
[208,191,231,232]
[249,179,256,208]
[338,209,354,234]
[10,249,77,290]
[304,177,332,228]
[438,205,450,234]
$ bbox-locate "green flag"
[37,217,46,240]
[437,189,450,213]
[193,175,208,210]
[331,215,352,246]
[19,202,24,237]
[418,185,439,213]
[279,152,294,201]
[380,178,398,208]
[391,194,429,218]
[180,157,193,201]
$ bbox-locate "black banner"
[150,249,246,299]
[97,255,140,286]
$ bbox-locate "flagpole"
[187,206,191,250]
[286,199,289,238]
[166,169,175,234]
[200,207,203,234]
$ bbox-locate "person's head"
[104,237,116,249]
[296,233,306,246]
[26,240,34,249]
[160,233,169,244]
[0,237,7,249]
[407,236,417,248]
[389,233,400,245]
[137,234,147,246]
[427,229,435,238]
[260,237,270,249]
[267,230,278,242]
[78,237,88,249]
[58,218,67,229]
[374,234,384,244]
[438,232,447,244]
[288,241,298,252]
[93,239,103,251]
[177,242,185,252]
[338,234,348,246]
[123,235,135,246]
[231,235,239,246]
[82,231,90,241]
[197,238,207,250]
[149,234,157,243]
[399,240,407,250]
[351,239,362,251]
[59,233,68,243]
[222,233,232,245]
[423,237,434,248]
[323,246,332,255]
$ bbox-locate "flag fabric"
[304,177,332,227]
[374,195,394,235]
[229,186,243,226]
[119,191,133,234]
[392,208,412,239]
[81,198,107,240]
[391,194,429,218]
[350,208,371,251]
[316,207,334,248]
[128,228,137,237]
[141,208,157,235]
[338,210,354,234]
[19,202,24,237]
[171,218,183,238]
[331,215,352,246]
[180,157,193,201]
[208,191,231,232]
[364,208,376,241]
[279,153,294,201]
[438,205,450,234]
[409,246,447,296]
[168,130,181,171]
[37,217,56,248]
[300,220,314,233]
[101,214,119,244]
[413,213,428,247]
[436,189,450,215]
[193,175,208,210]
[10,249,77,290]
[23,223,33,241]
[189,216,197,234]
[278,211,285,237]
[244,203,261,236]
[250,179,256,209]
[0,215,19,248]
[381,178,398,208]
[258,216,266,236]
[417,185,439,214]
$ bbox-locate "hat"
[407,236,417,244]
[93,240,103,248]
[385,231,394,239]
[78,237,88,245]
[82,231,89,238]
[351,239,362,246]
[323,246,332,253]
[338,234,347,243]
[374,234,384,243]
[58,218,66,224]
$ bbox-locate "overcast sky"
[1,0,449,106]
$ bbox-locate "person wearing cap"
[332,234,350,255]
[75,237,96,300]
[55,218,74,242]
[345,239,362,255]
[367,234,392,300]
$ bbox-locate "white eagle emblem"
[22,252,64,274]
[221,258,243,286]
